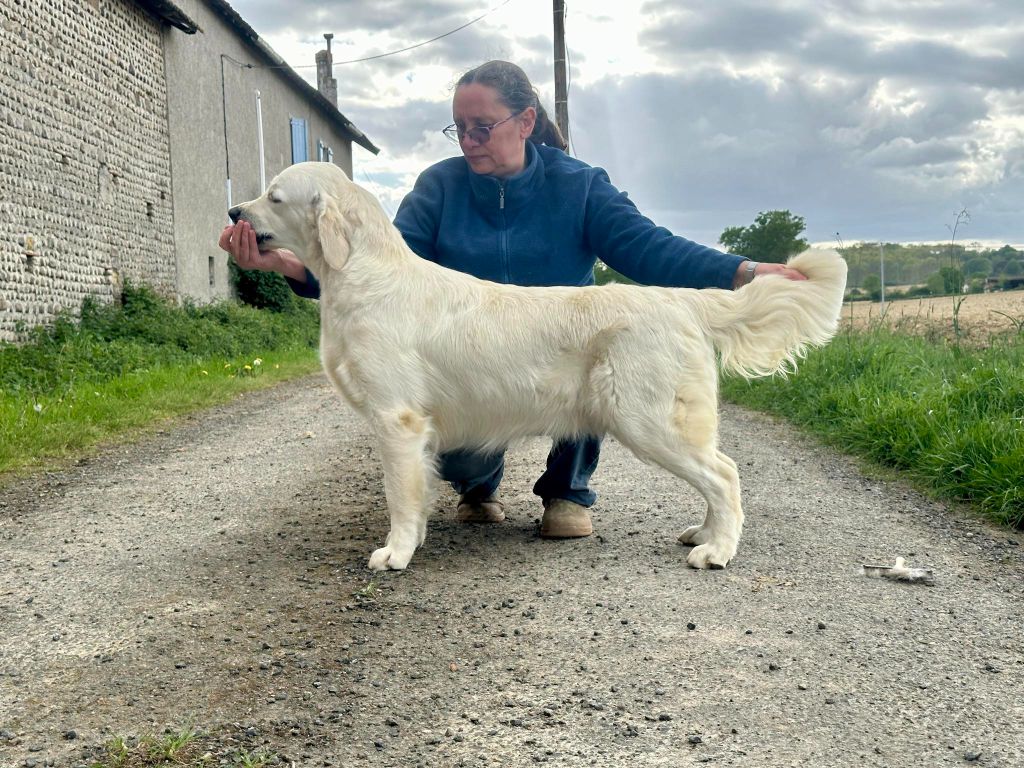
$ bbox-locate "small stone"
[658,713,673,722]
[688,734,703,745]
[817,621,827,630]
[63,730,77,740]
[965,752,982,762]
[687,623,697,631]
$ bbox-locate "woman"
[220,60,806,539]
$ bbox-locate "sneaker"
[456,494,505,523]
[540,499,593,538]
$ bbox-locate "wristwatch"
[745,261,758,283]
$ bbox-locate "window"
[290,118,308,164]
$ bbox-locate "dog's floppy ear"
[316,194,359,271]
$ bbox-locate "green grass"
[722,327,1024,529]
[88,727,275,767]
[0,283,321,479]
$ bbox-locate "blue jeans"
[439,436,601,507]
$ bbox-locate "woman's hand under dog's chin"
[219,222,302,278]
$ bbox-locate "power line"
[274,0,515,70]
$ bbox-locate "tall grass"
[0,283,321,477]
[721,328,1024,529]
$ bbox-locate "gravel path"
[1,374,1022,767]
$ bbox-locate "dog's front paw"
[685,541,735,570]
[368,544,414,571]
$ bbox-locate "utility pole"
[879,241,886,310]
[552,0,569,148]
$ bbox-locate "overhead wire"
[254,0,516,70]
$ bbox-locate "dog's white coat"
[233,162,848,571]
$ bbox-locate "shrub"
[229,261,297,312]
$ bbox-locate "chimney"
[316,33,338,107]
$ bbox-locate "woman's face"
[451,83,535,179]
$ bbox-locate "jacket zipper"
[498,183,510,281]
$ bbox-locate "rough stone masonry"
[0,0,176,342]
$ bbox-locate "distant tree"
[939,266,964,293]
[1004,260,1024,277]
[719,210,809,263]
[925,271,946,295]
[993,244,1021,261]
[964,257,992,277]
[862,274,882,302]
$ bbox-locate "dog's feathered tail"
[702,249,848,378]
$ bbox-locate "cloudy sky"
[228,0,1023,249]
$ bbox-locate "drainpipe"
[220,54,232,212]
[255,89,266,191]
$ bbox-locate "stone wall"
[0,0,176,341]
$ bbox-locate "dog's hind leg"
[612,392,743,570]
[674,449,743,567]
[367,408,435,571]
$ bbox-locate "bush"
[0,282,319,396]
[229,261,298,312]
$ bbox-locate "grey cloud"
[639,1,1024,90]
[346,98,456,156]
[235,0,479,41]
[571,71,1016,244]
[861,137,969,169]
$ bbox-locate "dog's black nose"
[227,206,242,223]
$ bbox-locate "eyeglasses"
[442,110,523,145]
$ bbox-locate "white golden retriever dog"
[229,162,847,572]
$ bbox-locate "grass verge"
[0,284,321,480]
[722,327,1024,529]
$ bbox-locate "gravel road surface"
[1,374,1022,767]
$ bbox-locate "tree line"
[595,209,1023,299]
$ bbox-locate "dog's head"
[227,162,362,271]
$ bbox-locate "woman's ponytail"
[530,101,568,151]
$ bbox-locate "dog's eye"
[269,195,281,204]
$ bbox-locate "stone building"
[0,0,378,341]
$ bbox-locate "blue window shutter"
[290,118,308,163]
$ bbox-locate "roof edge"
[136,0,201,34]
[205,0,380,155]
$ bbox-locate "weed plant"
[0,283,321,476]
[722,327,1024,529]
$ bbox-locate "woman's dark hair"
[456,60,567,151]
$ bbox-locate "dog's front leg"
[367,409,434,571]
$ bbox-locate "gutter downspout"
[220,54,232,213]
[255,89,266,191]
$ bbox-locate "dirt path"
[1,375,1022,767]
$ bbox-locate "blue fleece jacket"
[286,142,744,298]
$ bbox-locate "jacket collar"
[467,141,545,216]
